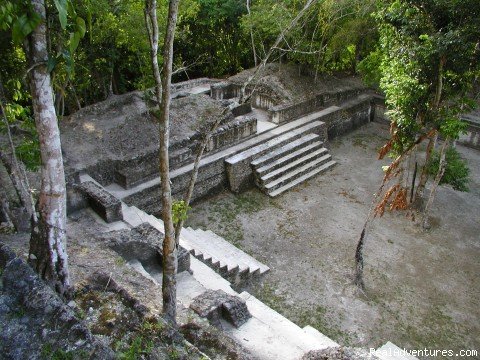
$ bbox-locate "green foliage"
[427,146,470,192]
[176,0,250,77]
[241,0,378,74]
[40,343,87,360]
[172,200,191,225]
[371,0,480,156]
[117,335,153,360]
[357,48,383,88]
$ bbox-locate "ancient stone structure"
[190,289,251,328]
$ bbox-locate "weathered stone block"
[79,181,122,223]
[106,223,190,273]
[190,290,251,328]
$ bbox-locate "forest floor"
[186,121,480,359]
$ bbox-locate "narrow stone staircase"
[180,227,270,285]
[251,133,336,197]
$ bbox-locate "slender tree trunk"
[246,0,258,67]
[0,80,36,223]
[174,109,228,244]
[422,138,449,229]
[413,133,437,204]
[146,0,180,323]
[239,0,318,103]
[27,0,71,298]
[414,57,445,204]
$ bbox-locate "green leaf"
[69,31,81,54]
[76,17,86,37]
[12,14,40,44]
[47,56,57,73]
[53,0,68,29]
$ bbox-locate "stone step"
[179,227,269,282]
[195,229,250,273]
[223,316,304,360]
[226,121,323,166]
[302,325,339,348]
[251,133,320,169]
[202,229,269,275]
[375,342,419,360]
[268,160,337,197]
[259,147,329,183]
[239,292,338,353]
[255,140,324,177]
[263,155,333,191]
[121,203,150,228]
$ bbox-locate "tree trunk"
[0,80,36,226]
[174,109,228,244]
[239,0,318,103]
[354,228,366,291]
[27,0,71,298]
[246,0,258,67]
[413,133,437,204]
[422,138,449,230]
[414,57,445,205]
[146,0,180,323]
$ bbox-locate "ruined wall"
[210,83,279,111]
[123,155,227,215]
[268,88,365,124]
[122,96,373,214]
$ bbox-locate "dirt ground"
[186,121,480,359]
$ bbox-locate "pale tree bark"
[246,0,258,67]
[413,132,437,203]
[174,110,228,245]
[414,57,446,204]
[27,0,71,298]
[422,137,450,230]
[145,0,180,323]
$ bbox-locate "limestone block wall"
[210,82,239,100]
[268,88,365,124]
[124,155,228,215]
[370,95,389,125]
[210,83,279,111]
[171,78,218,92]
[324,97,372,138]
[206,117,257,152]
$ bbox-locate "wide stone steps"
[251,133,320,170]
[250,134,337,197]
[255,140,325,177]
[224,291,338,359]
[180,227,269,285]
[268,160,336,197]
[259,148,330,183]
[226,121,323,166]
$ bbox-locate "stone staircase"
[251,133,336,197]
[180,227,270,285]
[224,291,338,359]
[121,203,269,285]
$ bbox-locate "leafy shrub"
[427,146,470,192]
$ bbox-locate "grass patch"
[187,189,278,247]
